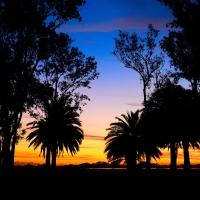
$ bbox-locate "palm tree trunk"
[46,146,50,167]
[182,140,190,171]
[132,149,137,170]
[126,152,137,171]
[170,140,177,171]
[51,143,56,168]
[175,144,178,167]
[146,151,151,170]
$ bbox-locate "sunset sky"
[15,0,200,166]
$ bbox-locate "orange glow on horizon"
[15,138,200,166]
[17,113,200,166]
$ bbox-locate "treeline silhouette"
[105,82,200,171]
[0,0,99,168]
[105,0,200,172]
[0,0,200,173]
[18,161,200,169]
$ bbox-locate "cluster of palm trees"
[104,80,200,171]
[26,98,84,167]
[26,79,200,170]
[104,110,162,171]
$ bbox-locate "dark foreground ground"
[0,168,199,199]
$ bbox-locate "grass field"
[0,168,199,199]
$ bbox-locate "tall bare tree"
[113,24,165,170]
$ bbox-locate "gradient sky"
[15,0,200,166]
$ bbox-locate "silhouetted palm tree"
[146,80,199,170]
[105,110,162,171]
[26,119,51,166]
[26,99,84,167]
[104,110,140,171]
[136,109,162,166]
[50,101,84,167]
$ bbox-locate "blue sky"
[16,0,197,166]
[58,0,173,136]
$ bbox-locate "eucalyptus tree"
[156,0,200,170]
[113,24,165,170]
[157,0,200,94]
[38,32,99,115]
[157,0,200,170]
[0,0,88,167]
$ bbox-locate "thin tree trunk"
[126,154,133,171]
[170,140,177,171]
[10,134,16,167]
[132,149,137,171]
[193,76,198,96]
[51,142,56,168]
[143,87,147,110]
[175,144,178,167]
[46,146,50,168]
[1,106,12,167]
[10,111,23,166]
[182,140,190,171]
[2,117,12,167]
[133,150,137,170]
[143,85,151,170]
[2,132,11,167]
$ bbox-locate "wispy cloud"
[84,134,104,141]
[126,103,142,107]
[60,17,171,33]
